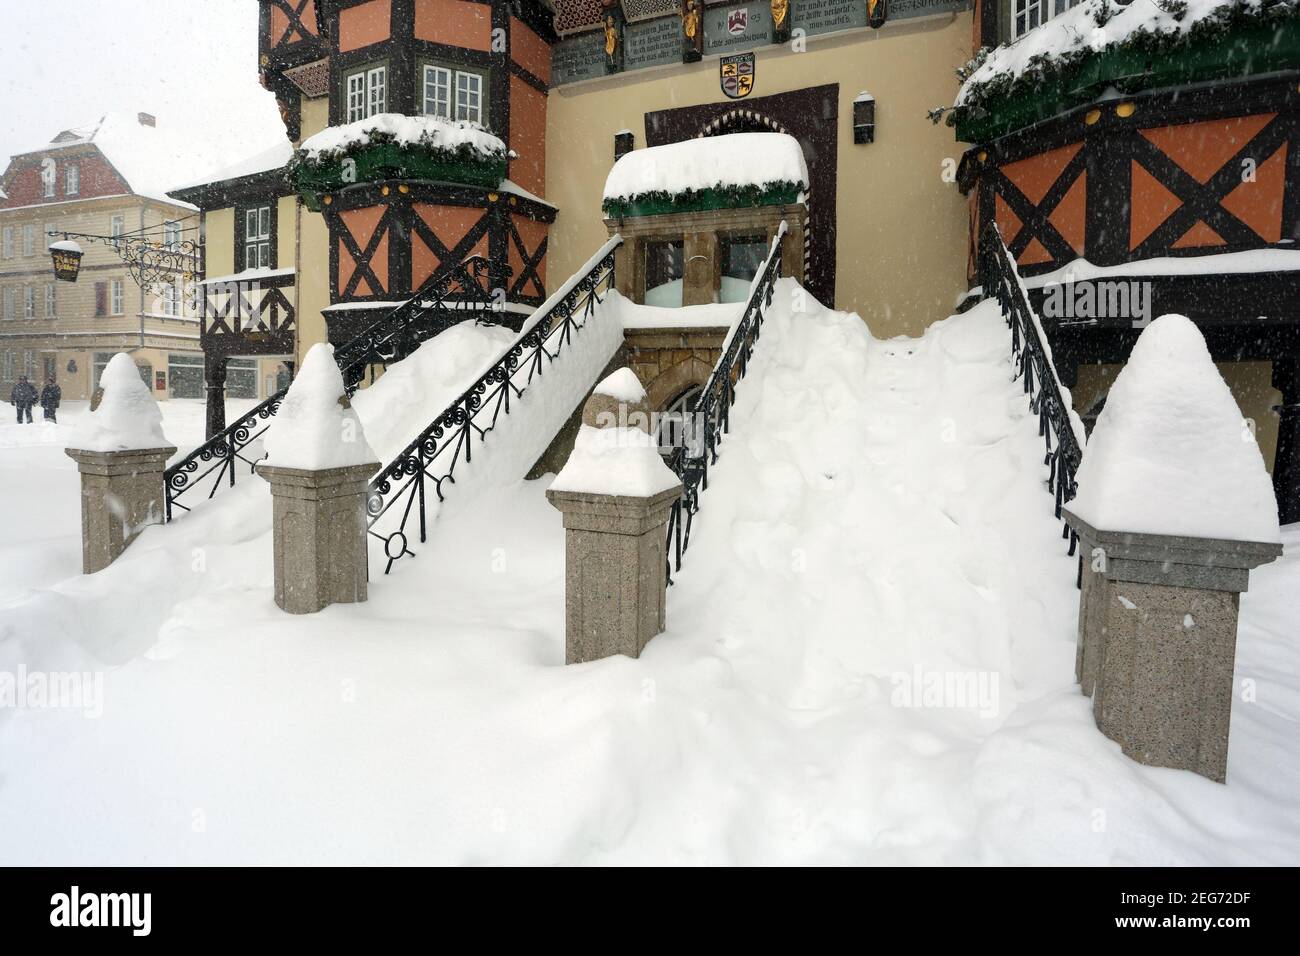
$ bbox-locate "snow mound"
[592,367,646,404]
[603,132,808,202]
[299,113,508,163]
[549,425,682,498]
[65,354,170,453]
[1070,314,1280,543]
[957,0,1256,107]
[261,344,377,471]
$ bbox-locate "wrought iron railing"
[164,255,501,521]
[366,238,622,573]
[981,222,1086,554]
[663,224,786,582]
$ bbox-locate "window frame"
[22,224,35,257]
[65,163,80,197]
[1011,0,1080,38]
[343,61,388,123]
[420,60,488,125]
[110,278,125,317]
[2,227,12,259]
[110,214,125,238]
[2,286,14,321]
[23,285,35,320]
[236,202,276,273]
[42,162,55,198]
[44,283,56,319]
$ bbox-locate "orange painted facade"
[339,0,393,53]
[414,0,492,49]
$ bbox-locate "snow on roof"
[298,113,508,163]
[20,112,223,207]
[1069,314,1281,544]
[173,139,294,191]
[603,132,809,202]
[957,0,1251,107]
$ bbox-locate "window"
[111,278,125,316]
[422,65,452,119]
[644,239,684,308]
[65,163,80,196]
[720,234,769,303]
[241,205,273,271]
[23,286,35,319]
[168,353,205,399]
[2,351,11,381]
[94,281,108,317]
[23,350,35,378]
[1013,0,1080,38]
[345,64,386,122]
[2,227,11,259]
[455,71,483,124]
[2,287,13,321]
[163,220,181,250]
[226,358,259,399]
[44,283,55,319]
[42,162,55,198]
[422,64,486,125]
[161,279,180,316]
[44,223,56,252]
[110,214,125,238]
[22,224,35,257]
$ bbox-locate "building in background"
[0,112,205,402]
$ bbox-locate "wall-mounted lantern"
[49,239,84,282]
[854,92,875,145]
[614,130,635,163]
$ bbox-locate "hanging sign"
[720,52,755,99]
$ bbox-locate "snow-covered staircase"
[366,239,624,572]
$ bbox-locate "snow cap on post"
[1070,314,1281,544]
[550,368,681,497]
[260,343,377,470]
[66,353,170,452]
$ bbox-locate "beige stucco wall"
[1074,360,1282,473]
[544,14,971,338]
[205,207,235,278]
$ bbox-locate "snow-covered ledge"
[1062,315,1282,783]
[64,354,176,574]
[256,344,379,615]
[546,369,682,664]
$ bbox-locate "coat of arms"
[727,8,749,35]
[720,52,755,99]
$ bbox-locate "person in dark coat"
[10,375,37,424]
[40,377,61,423]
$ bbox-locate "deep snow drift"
[0,285,1297,864]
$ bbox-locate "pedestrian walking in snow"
[40,378,61,423]
[10,375,37,424]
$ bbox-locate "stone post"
[65,445,175,574]
[257,461,379,615]
[1065,509,1282,783]
[255,341,381,615]
[546,369,683,664]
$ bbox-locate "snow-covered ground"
[0,398,257,606]
[0,289,1296,864]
